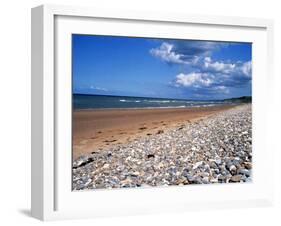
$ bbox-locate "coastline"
[73,104,239,160]
[73,104,252,189]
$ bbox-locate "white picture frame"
[31,4,274,221]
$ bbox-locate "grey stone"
[230,175,243,182]
[72,104,252,190]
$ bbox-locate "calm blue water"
[73,94,234,110]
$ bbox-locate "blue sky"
[72,35,252,100]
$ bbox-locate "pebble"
[73,104,252,190]
[193,161,203,170]
[238,168,251,177]
[202,177,209,184]
[230,175,243,182]
[244,162,252,169]
[215,158,222,165]
[229,165,237,174]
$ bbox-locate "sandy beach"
[73,105,236,160]
[73,104,252,190]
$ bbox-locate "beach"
[73,105,236,160]
[73,104,252,190]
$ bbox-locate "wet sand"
[73,105,236,160]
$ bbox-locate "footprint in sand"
[156,130,164,134]
[139,127,147,130]
[103,139,117,143]
[177,125,185,130]
[80,140,89,145]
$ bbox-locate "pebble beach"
[73,104,252,190]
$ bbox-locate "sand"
[72,105,236,160]
[72,104,252,189]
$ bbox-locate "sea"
[73,94,235,110]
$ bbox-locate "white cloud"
[205,57,211,63]
[150,41,227,66]
[175,73,231,94]
[151,41,251,97]
[212,85,230,94]
[175,73,214,88]
[203,57,236,74]
[150,42,185,64]
[90,85,108,91]
[241,61,252,77]
[203,57,251,78]
[151,43,252,79]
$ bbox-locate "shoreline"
[73,104,242,160]
[73,103,237,111]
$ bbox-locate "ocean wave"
[143,105,187,109]
[193,104,217,107]
[146,100,171,103]
[118,98,223,106]
[119,99,141,103]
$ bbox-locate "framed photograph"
[31,4,274,221]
